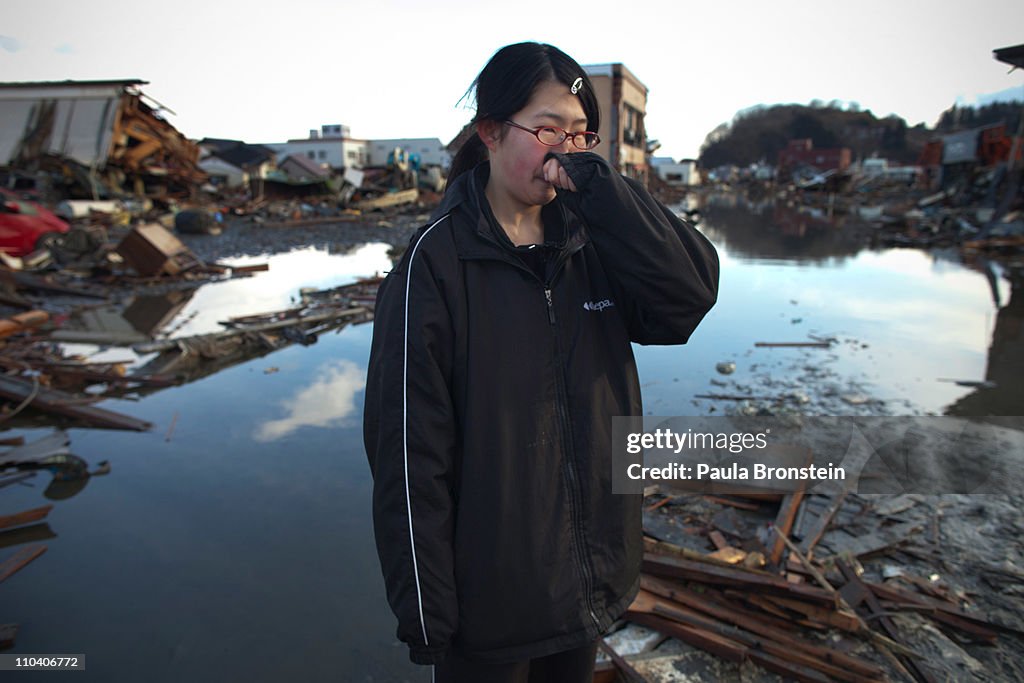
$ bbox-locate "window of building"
[623,104,645,148]
[307,151,315,160]
[318,150,326,160]
[347,150,357,160]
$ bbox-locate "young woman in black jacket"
[364,42,719,683]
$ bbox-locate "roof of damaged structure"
[210,143,276,170]
[198,138,246,153]
[0,78,147,90]
[0,78,206,196]
[994,43,1024,70]
[278,153,330,180]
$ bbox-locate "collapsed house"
[0,79,205,200]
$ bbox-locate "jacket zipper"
[544,283,602,633]
[467,242,601,631]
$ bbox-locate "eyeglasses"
[504,120,600,150]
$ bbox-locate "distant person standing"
[364,42,719,682]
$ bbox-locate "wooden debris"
[796,491,849,555]
[869,580,1023,640]
[0,544,47,583]
[115,223,202,277]
[768,459,809,566]
[706,546,747,564]
[818,520,924,559]
[704,494,763,510]
[0,505,53,531]
[354,188,419,211]
[643,552,835,605]
[754,341,833,348]
[708,530,729,550]
[596,637,646,683]
[639,575,886,680]
[694,393,779,401]
[0,375,151,431]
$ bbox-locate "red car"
[0,189,70,257]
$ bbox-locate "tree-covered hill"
[697,99,1021,170]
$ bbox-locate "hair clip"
[571,77,583,95]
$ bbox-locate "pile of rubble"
[594,486,1024,683]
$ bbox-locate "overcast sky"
[3,0,1023,160]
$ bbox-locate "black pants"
[433,642,598,683]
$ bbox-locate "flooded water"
[3,200,1019,682]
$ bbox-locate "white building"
[368,138,450,169]
[651,157,701,186]
[265,137,367,171]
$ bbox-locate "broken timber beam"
[0,545,47,583]
[642,552,835,605]
[640,575,885,680]
[0,505,53,531]
[0,375,151,431]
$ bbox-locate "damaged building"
[0,79,205,200]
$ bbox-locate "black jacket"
[363,152,718,665]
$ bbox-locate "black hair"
[447,42,600,186]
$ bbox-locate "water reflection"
[1,431,109,500]
[947,266,1024,417]
[697,194,867,264]
[50,290,195,345]
[255,359,366,442]
[674,193,1019,417]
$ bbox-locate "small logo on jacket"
[583,299,615,312]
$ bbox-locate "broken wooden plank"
[759,594,862,632]
[869,580,1022,639]
[692,395,778,401]
[708,530,729,550]
[643,552,835,605]
[640,575,886,680]
[754,342,832,348]
[596,637,646,683]
[704,494,764,510]
[626,611,836,683]
[769,475,808,566]
[0,505,53,531]
[0,544,47,583]
[837,559,938,683]
[0,375,151,431]
[797,490,849,556]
